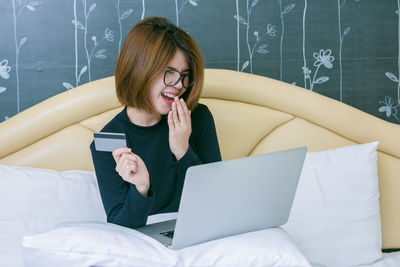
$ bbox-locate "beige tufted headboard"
[0,69,399,249]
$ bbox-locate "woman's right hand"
[112,148,150,196]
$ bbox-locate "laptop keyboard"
[160,230,174,239]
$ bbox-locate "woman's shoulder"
[101,108,127,132]
[192,103,211,116]
[191,103,214,126]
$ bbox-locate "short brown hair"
[115,17,204,114]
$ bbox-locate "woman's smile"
[150,49,188,115]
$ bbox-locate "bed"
[0,68,399,266]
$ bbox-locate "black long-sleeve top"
[90,104,221,229]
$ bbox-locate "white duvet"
[1,142,399,267]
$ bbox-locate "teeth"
[162,92,176,99]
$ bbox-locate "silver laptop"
[136,146,307,249]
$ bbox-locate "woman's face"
[149,49,190,115]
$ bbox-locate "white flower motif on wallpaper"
[0,60,11,80]
[301,0,308,88]
[1,0,399,125]
[379,4,400,122]
[91,28,115,60]
[301,0,336,92]
[235,0,277,73]
[12,0,43,113]
[64,0,115,90]
[113,0,134,53]
[277,0,295,80]
[141,0,145,21]
[175,0,201,26]
[314,49,334,69]
[379,96,399,121]
[1,59,11,121]
[0,59,11,95]
[341,0,361,6]
[252,24,276,55]
[381,71,400,122]
[302,49,334,91]
[337,0,352,102]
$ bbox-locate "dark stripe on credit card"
[94,132,126,140]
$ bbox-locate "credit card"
[93,132,127,152]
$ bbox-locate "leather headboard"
[0,69,399,249]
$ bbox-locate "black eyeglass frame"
[163,68,193,89]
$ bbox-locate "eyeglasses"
[163,68,193,89]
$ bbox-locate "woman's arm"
[172,104,221,178]
[90,143,155,228]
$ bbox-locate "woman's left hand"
[167,97,192,160]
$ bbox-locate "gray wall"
[1,0,399,124]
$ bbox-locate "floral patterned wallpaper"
[0,0,399,124]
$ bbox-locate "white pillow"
[22,221,311,267]
[0,166,107,267]
[282,142,382,267]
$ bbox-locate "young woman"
[90,17,221,229]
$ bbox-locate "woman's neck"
[126,106,161,127]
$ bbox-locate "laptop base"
[136,219,176,247]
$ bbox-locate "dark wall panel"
[0,0,399,124]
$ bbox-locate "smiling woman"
[90,17,221,229]
[114,17,204,115]
[161,65,193,105]
[145,49,190,116]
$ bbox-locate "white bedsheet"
[1,212,400,267]
[1,165,399,267]
[148,214,400,267]
[365,252,400,267]
[308,252,400,267]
